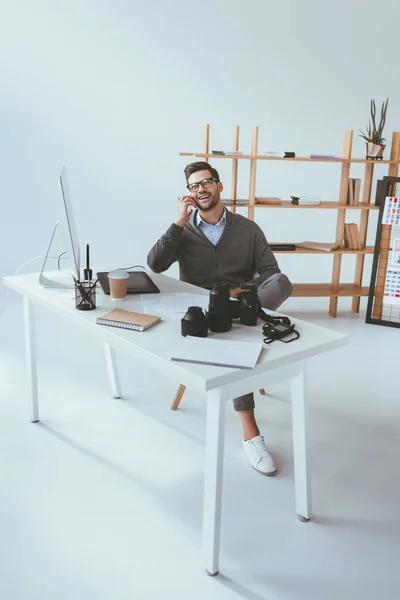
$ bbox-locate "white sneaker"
[242,435,277,475]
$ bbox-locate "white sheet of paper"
[139,293,209,318]
[171,337,264,370]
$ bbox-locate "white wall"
[1,0,400,295]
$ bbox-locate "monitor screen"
[39,166,81,289]
[59,167,80,280]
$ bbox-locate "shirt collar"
[196,207,227,227]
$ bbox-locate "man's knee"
[257,272,293,311]
[276,273,293,299]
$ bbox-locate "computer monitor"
[39,167,81,288]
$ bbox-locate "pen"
[83,243,93,282]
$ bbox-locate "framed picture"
[366,177,400,327]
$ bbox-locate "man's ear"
[218,181,224,193]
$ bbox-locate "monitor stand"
[39,222,76,290]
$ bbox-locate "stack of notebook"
[347,178,361,205]
[343,224,362,250]
[96,309,161,331]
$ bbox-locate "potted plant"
[359,98,389,160]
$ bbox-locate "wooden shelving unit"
[267,246,375,255]
[179,125,400,317]
[180,153,398,165]
[222,200,380,210]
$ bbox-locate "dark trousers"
[233,273,292,411]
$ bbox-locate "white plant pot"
[366,142,385,160]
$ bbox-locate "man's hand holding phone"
[175,196,197,228]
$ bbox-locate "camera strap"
[237,285,300,344]
[257,307,300,344]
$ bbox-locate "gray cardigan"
[147,208,280,290]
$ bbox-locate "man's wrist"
[174,219,186,228]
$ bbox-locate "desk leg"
[23,297,39,423]
[291,360,312,522]
[202,390,226,577]
[103,344,121,399]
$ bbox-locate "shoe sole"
[251,464,277,476]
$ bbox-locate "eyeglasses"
[186,177,219,192]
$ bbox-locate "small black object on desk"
[283,152,296,158]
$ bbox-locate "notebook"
[171,337,263,370]
[296,241,340,252]
[96,308,161,331]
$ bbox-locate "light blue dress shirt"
[196,209,227,245]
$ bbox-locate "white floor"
[1,294,399,600]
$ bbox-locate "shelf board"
[291,283,369,297]
[222,200,379,210]
[272,245,374,255]
[180,152,397,165]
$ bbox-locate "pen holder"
[75,281,96,311]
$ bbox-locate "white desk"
[3,270,347,576]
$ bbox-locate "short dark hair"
[184,161,220,184]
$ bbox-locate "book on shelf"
[347,178,361,205]
[96,308,161,331]
[352,223,362,249]
[309,154,346,160]
[309,154,335,159]
[343,224,351,248]
[347,179,354,205]
[211,150,243,156]
[222,198,248,205]
[343,223,362,250]
[352,224,359,249]
[348,223,357,249]
[354,179,361,205]
[255,197,282,205]
[296,241,341,252]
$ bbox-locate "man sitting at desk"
[147,161,292,476]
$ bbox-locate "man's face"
[187,170,223,212]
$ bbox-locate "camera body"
[207,283,261,332]
[181,283,264,338]
[181,283,300,344]
[236,288,260,326]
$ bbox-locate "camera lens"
[181,306,208,337]
[207,284,232,332]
